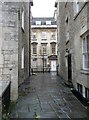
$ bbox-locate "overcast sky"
[31,0,56,17]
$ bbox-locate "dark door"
[68,54,72,81]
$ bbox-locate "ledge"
[80,70,89,75]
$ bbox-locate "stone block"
[4,54,10,61]
[2,74,11,81]
[0,68,2,75]
[2,68,10,74]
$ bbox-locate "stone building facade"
[55,1,89,100]
[0,0,33,101]
[31,17,57,72]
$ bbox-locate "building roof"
[31,17,57,28]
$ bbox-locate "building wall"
[31,26,57,72]
[73,2,89,95]
[1,2,19,101]
[18,2,30,85]
[0,1,32,101]
[57,1,89,98]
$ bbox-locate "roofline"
[31,25,57,29]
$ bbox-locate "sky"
[31,0,56,17]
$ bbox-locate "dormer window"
[46,21,51,25]
[36,21,41,25]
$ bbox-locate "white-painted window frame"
[82,34,89,70]
[22,10,25,31]
[33,44,37,54]
[41,32,47,40]
[21,47,24,69]
[36,21,41,25]
[76,0,79,14]
[46,21,51,25]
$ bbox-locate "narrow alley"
[10,72,87,119]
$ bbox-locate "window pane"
[83,37,86,53]
[21,47,24,69]
[22,11,24,30]
[41,44,47,54]
[87,35,89,52]
[42,32,47,40]
[46,21,51,25]
[36,21,41,25]
[33,44,37,54]
[51,44,56,54]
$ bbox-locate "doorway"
[51,60,56,71]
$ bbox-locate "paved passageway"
[10,72,87,118]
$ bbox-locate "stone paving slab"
[10,73,88,119]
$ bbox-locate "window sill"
[80,69,89,75]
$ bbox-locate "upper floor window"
[41,32,47,40]
[73,0,80,16]
[51,43,56,54]
[21,47,24,69]
[36,21,41,25]
[32,32,37,40]
[22,10,25,31]
[76,0,79,14]
[82,34,89,70]
[51,32,56,40]
[32,44,37,54]
[41,44,47,54]
[46,21,51,25]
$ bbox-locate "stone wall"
[1,2,19,101]
[0,1,32,101]
[18,2,30,85]
[57,1,89,91]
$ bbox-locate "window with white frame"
[36,21,41,25]
[33,44,37,54]
[51,43,56,54]
[73,0,80,16]
[82,35,89,70]
[22,10,24,31]
[32,32,37,40]
[51,32,56,39]
[42,44,47,54]
[21,47,24,69]
[46,21,51,25]
[41,32,47,40]
[76,0,79,14]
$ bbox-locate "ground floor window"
[85,87,89,100]
[77,83,82,94]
